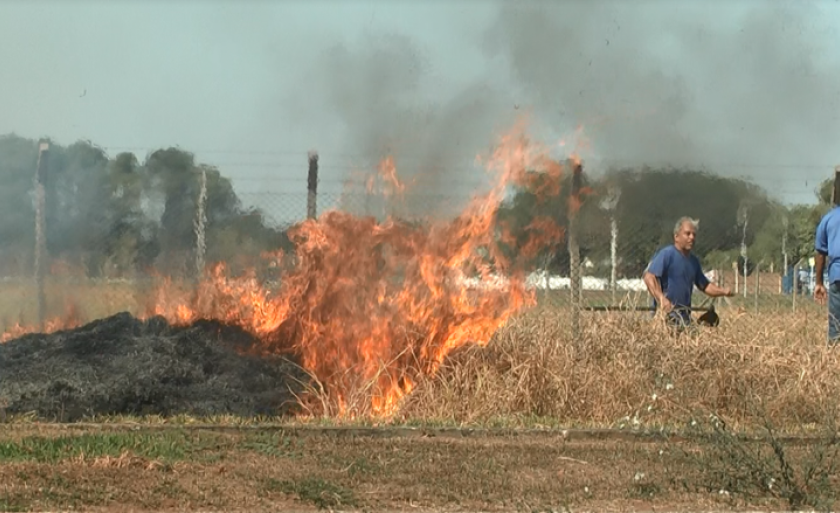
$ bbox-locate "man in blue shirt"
[643,216,733,328]
[813,205,840,344]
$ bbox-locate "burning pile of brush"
[2,119,584,419]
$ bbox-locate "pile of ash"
[0,312,307,421]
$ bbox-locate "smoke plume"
[483,0,840,187]
[289,31,517,219]
[286,1,840,209]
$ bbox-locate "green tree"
[143,149,273,275]
[144,147,199,271]
[749,178,834,274]
[788,204,829,264]
[102,152,160,274]
[603,167,775,276]
[494,166,606,275]
[0,134,290,278]
[817,177,834,206]
[45,141,115,274]
[0,135,38,274]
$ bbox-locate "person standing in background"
[813,204,840,344]
[643,216,733,330]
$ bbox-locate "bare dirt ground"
[1,424,835,512]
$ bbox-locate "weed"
[679,401,840,511]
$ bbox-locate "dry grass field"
[402,303,839,431]
[4,278,834,427]
[0,279,146,335]
[1,278,839,511]
[1,278,836,432]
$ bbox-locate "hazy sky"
[3,0,840,222]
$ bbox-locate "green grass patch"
[242,431,305,459]
[0,430,220,463]
[0,494,30,513]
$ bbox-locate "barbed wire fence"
[0,144,830,338]
[543,176,825,337]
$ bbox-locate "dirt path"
[0,424,835,512]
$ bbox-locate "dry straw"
[400,305,840,432]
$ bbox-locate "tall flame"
[1,118,578,418]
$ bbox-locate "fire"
[368,155,407,198]
[1,301,82,343]
[1,119,578,418]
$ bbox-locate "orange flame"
[2,119,578,418]
[1,301,82,343]
[377,156,406,197]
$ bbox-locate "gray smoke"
[483,0,840,189]
[286,0,840,212]
[288,31,517,219]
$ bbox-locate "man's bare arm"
[815,252,826,288]
[643,271,668,305]
[643,271,662,300]
[815,252,828,304]
[701,282,732,298]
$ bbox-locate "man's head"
[673,216,699,253]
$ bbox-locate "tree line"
[496,164,832,277]
[0,133,830,279]
[0,135,291,277]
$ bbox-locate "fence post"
[568,160,583,338]
[194,167,207,279]
[610,216,617,304]
[781,216,788,295]
[754,262,760,312]
[602,185,620,305]
[737,205,748,298]
[307,151,319,220]
[543,254,550,302]
[833,165,840,205]
[732,261,738,296]
[34,140,49,331]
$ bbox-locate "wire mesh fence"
[0,140,831,341]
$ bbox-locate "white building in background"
[522,271,648,292]
[456,269,718,292]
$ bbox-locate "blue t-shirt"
[815,206,840,285]
[645,245,710,314]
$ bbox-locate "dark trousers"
[665,307,694,334]
[829,282,840,345]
